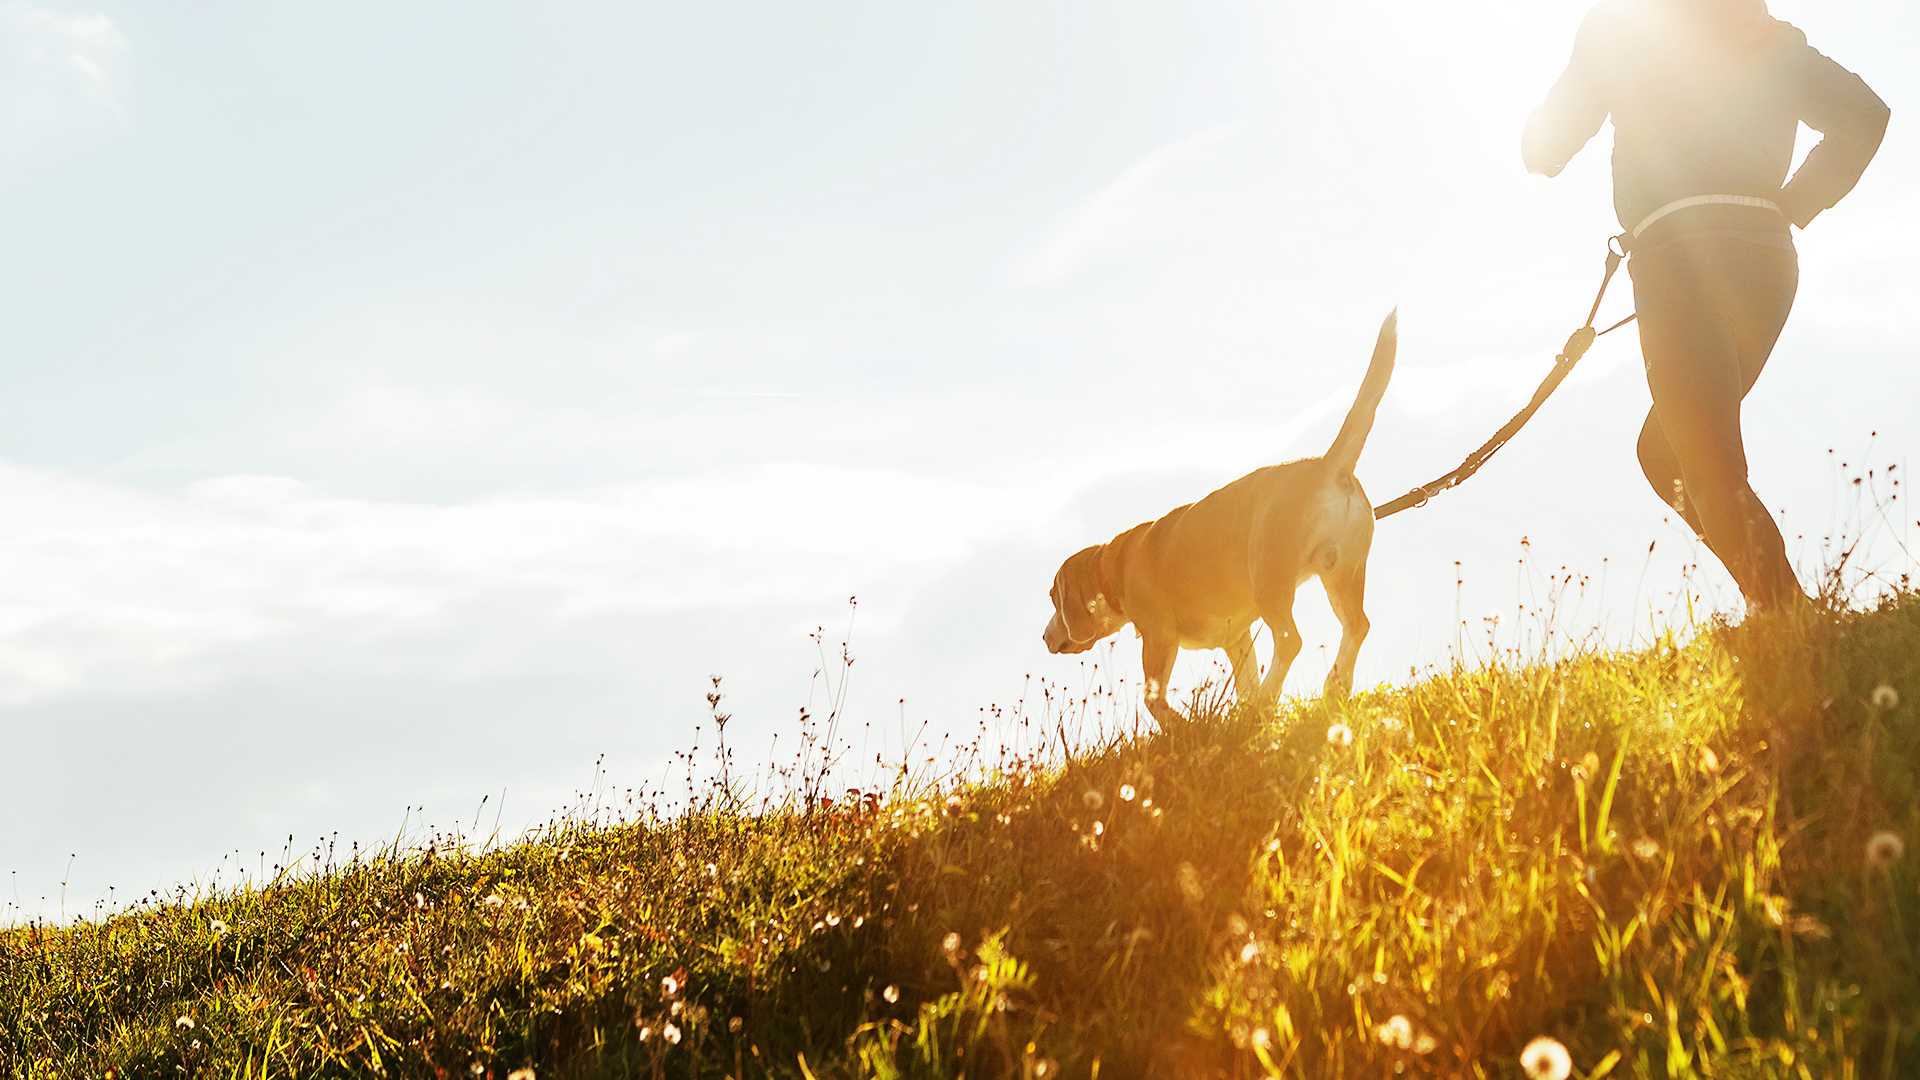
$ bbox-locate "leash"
[1372,234,1637,520]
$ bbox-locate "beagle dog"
[1042,313,1396,724]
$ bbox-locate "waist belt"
[1630,194,1782,241]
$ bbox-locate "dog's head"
[1043,544,1126,654]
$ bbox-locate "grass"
[3,589,1918,1079]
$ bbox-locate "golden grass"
[3,591,1917,1079]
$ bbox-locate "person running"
[1524,0,1888,612]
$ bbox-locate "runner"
[1524,0,1889,611]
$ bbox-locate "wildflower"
[1866,831,1904,869]
[1176,863,1204,903]
[942,932,963,958]
[1520,1036,1572,1080]
[1374,1014,1412,1049]
[1631,837,1661,860]
[1119,784,1137,802]
[670,1001,683,1017]
[729,1016,744,1033]
[208,919,228,936]
[1790,914,1832,939]
[663,1023,682,1045]
[1326,723,1354,746]
[1084,789,1104,811]
[826,913,840,926]
[482,894,505,910]
[467,1064,485,1077]
[883,984,900,1003]
[1871,684,1899,710]
[508,1070,536,1080]
[638,1025,652,1041]
[175,1016,194,1029]
[662,974,682,997]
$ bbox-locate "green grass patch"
[4,593,1918,1079]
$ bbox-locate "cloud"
[0,2,127,131]
[1004,124,1251,286]
[0,458,1071,705]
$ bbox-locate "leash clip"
[1561,325,1598,364]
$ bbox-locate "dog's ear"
[1056,545,1108,639]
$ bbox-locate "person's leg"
[1630,238,1802,610]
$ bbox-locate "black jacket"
[1525,0,1888,240]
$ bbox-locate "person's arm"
[1779,38,1889,228]
[1523,7,1611,177]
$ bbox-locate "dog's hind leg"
[1321,565,1370,700]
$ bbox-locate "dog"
[1041,312,1396,725]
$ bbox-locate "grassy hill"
[4,592,1917,1079]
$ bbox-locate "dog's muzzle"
[1042,614,1091,655]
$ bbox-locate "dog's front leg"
[1139,633,1184,727]
[1253,593,1303,714]
[1227,632,1260,713]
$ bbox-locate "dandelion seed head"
[1871,684,1899,710]
[663,1023,682,1045]
[1326,723,1354,746]
[883,984,900,1003]
[1520,1036,1572,1080]
[1413,1033,1437,1055]
[1374,1015,1413,1049]
[1866,831,1904,869]
[638,1025,652,1041]
[507,1069,535,1080]
[942,931,963,957]
[175,1016,194,1029]
[729,1016,744,1033]
[1083,789,1105,811]
[467,1063,485,1077]
[826,913,840,926]
[1119,784,1137,802]
[945,794,964,816]
[1631,837,1661,860]
[482,894,505,910]
[662,974,681,997]
[208,920,228,936]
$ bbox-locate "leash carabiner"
[1372,234,1638,521]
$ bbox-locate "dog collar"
[1094,553,1125,619]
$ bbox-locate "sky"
[1,0,1914,922]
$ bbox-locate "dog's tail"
[1322,309,1397,475]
